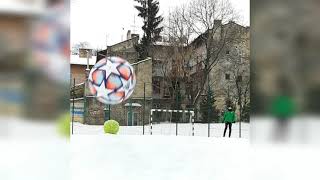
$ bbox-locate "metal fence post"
[239,116,242,138]
[150,110,153,135]
[192,112,195,136]
[109,105,111,120]
[143,82,145,135]
[176,112,178,136]
[72,78,75,135]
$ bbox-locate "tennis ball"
[104,120,120,134]
[57,113,70,138]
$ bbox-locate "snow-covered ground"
[72,122,250,138]
[71,135,250,180]
[2,116,320,180]
[71,134,320,180]
[0,116,69,180]
[251,116,320,144]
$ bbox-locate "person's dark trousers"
[223,122,232,137]
[274,118,289,142]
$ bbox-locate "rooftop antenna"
[130,14,137,34]
[121,27,124,41]
[106,34,108,48]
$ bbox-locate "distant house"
[70,48,97,85]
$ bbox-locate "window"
[237,75,242,82]
[225,73,230,80]
[163,87,170,98]
[153,80,161,94]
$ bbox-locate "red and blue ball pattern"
[88,57,136,104]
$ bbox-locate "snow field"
[72,122,250,138]
[71,135,250,180]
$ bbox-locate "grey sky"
[71,0,249,49]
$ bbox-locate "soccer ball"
[88,56,136,104]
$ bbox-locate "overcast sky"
[71,0,249,49]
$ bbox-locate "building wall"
[70,65,93,85]
[84,97,105,125]
[107,36,139,63]
[187,23,250,119]
[110,99,152,126]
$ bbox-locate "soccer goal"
[150,109,195,136]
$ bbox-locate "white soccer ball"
[88,56,136,104]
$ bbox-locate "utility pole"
[106,34,108,49]
[121,27,124,41]
[131,14,137,34]
[84,49,90,123]
[72,78,75,135]
[129,98,133,126]
[207,74,211,137]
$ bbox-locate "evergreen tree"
[242,102,250,122]
[225,98,233,109]
[200,88,219,123]
[134,0,163,59]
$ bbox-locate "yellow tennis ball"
[104,120,120,134]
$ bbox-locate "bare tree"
[154,0,248,122]
[153,6,195,107]
[71,41,91,55]
[162,0,242,109]
[185,0,242,106]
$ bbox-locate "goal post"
[150,109,195,136]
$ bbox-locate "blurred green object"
[57,113,70,138]
[270,95,296,119]
[104,120,120,134]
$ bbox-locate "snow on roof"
[70,55,97,66]
[153,41,172,46]
[153,41,188,47]
[124,103,142,107]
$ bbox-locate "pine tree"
[200,88,219,123]
[225,98,233,109]
[134,0,163,59]
[242,102,250,122]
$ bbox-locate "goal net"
[150,109,195,136]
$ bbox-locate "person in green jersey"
[223,107,236,137]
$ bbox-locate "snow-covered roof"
[70,55,97,65]
[153,41,172,46]
[124,103,142,107]
[153,41,187,47]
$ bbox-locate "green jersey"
[223,111,236,123]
